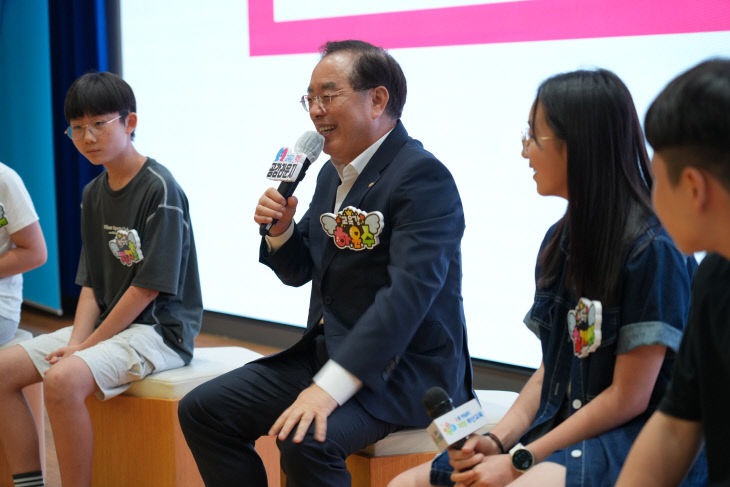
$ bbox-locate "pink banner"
[249,0,730,56]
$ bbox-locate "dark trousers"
[178,336,399,487]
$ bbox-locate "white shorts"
[19,324,185,400]
[0,315,19,346]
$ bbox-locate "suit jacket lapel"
[310,166,339,269]
[318,121,409,274]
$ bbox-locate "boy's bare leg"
[44,356,98,487]
[0,345,43,475]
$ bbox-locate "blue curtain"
[0,0,62,313]
[48,0,120,310]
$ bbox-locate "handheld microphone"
[423,386,488,451]
[259,131,325,236]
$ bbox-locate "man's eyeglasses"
[65,114,126,141]
[300,91,355,112]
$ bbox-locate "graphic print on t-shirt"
[107,227,144,266]
[0,204,7,228]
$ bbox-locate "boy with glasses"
[0,72,202,487]
[616,58,730,486]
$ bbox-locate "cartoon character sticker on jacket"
[567,297,602,358]
[108,228,144,266]
[320,206,384,251]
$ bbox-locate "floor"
[16,306,281,487]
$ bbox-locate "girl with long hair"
[389,69,707,487]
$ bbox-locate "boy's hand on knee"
[46,344,83,364]
[269,383,338,443]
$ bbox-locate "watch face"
[512,448,534,471]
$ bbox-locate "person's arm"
[81,285,158,346]
[0,221,47,278]
[257,186,316,287]
[268,360,362,443]
[616,411,703,486]
[47,285,159,363]
[452,345,666,486]
[269,383,339,443]
[66,286,101,346]
[449,363,543,486]
[525,345,666,461]
[254,187,298,239]
[490,362,544,451]
[450,362,544,472]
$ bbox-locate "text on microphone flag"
[426,398,488,451]
[266,147,306,182]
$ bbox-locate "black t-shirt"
[659,253,730,484]
[75,158,202,364]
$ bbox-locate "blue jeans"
[429,450,454,487]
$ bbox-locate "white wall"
[121,0,730,367]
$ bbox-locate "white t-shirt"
[0,162,39,322]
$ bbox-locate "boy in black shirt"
[0,72,202,487]
[617,58,730,486]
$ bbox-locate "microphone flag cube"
[426,398,488,451]
[266,147,307,182]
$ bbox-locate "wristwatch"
[509,443,534,472]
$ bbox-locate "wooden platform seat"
[280,390,519,487]
[85,346,282,487]
[0,329,45,487]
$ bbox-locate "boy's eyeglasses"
[65,114,125,141]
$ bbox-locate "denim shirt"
[522,217,703,486]
[428,216,705,487]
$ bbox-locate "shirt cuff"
[264,223,294,253]
[313,360,363,405]
[616,320,684,354]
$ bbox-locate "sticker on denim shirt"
[108,227,144,266]
[320,206,384,251]
[567,298,602,358]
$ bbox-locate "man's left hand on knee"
[269,383,338,443]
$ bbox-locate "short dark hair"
[321,40,407,119]
[534,69,653,305]
[64,72,136,138]
[645,58,730,190]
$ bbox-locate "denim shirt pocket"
[524,291,563,341]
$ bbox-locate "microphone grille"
[423,386,454,419]
[295,131,325,162]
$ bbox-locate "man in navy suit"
[179,39,473,487]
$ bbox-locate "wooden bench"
[85,346,279,487]
[281,390,519,487]
[85,343,517,487]
[0,329,45,487]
